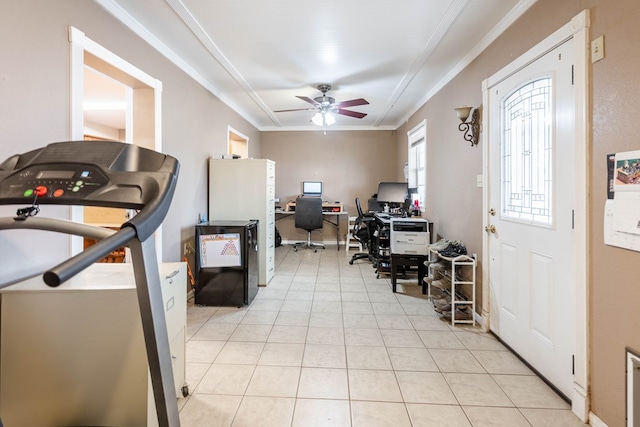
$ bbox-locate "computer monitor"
[376,182,408,204]
[302,181,323,196]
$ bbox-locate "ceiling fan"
[274,84,369,127]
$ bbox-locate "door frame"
[69,26,164,261]
[481,10,590,421]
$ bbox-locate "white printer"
[390,218,430,255]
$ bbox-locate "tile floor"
[178,246,588,427]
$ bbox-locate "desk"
[275,210,348,250]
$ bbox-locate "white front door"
[486,39,575,398]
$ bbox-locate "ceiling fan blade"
[336,98,369,108]
[336,109,367,119]
[274,107,315,113]
[296,96,320,106]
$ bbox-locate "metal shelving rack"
[426,248,477,326]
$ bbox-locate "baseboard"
[571,384,589,423]
[589,412,608,427]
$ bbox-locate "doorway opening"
[228,126,249,158]
[69,26,163,261]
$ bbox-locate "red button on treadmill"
[34,186,47,196]
[53,189,64,197]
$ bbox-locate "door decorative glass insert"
[501,77,553,226]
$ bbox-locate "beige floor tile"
[348,369,402,402]
[396,371,458,404]
[417,330,466,349]
[444,373,514,406]
[268,325,308,343]
[314,291,342,301]
[297,367,349,399]
[275,310,310,326]
[184,362,210,392]
[471,350,534,375]
[520,408,589,426]
[256,288,288,300]
[381,329,424,348]
[195,363,254,395]
[215,341,265,365]
[368,292,399,302]
[492,375,570,409]
[340,291,370,302]
[462,406,531,427]
[455,331,506,350]
[280,299,313,312]
[375,314,414,330]
[408,315,451,331]
[343,313,378,329]
[429,348,486,373]
[400,303,435,315]
[239,310,278,325]
[258,342,305,366]
[303,344,347,368]
[245,365,301,397]
[315,282,340,292]
[307,326,345,345]
[249,298,284,312]
[341,284,367,293]
[406,403,472,427]
[387,347,439,371]
[342,301,375,314]
[345,328,384,346]
[186,340,225,363]
[309,311,344,327]
[350,401,412,427]
[286,290,315,301]
[179,393,242,427]
[372,302,406,315]
[231,396,295,427]
[229,324,272,342]
[312,300,343,313]
[191,323,237,341]
[207,308,247,324]
[346,345,392,369]
[292,398,351,427]
[186,305,218,324]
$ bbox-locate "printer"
[390,218,430,255]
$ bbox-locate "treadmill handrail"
[43,226,137,287]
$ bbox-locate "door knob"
[485,224,496,233]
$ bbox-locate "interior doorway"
[228,126,249,158]
[69,26,164,261]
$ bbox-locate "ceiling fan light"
[311,112,324,126]
[324,112,336,126]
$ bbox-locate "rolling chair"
[292,196,326,252]
[349,197,374,264]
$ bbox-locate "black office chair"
[292,196,326,252]
[349,198,374,264]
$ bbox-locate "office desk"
[275,210,348,250]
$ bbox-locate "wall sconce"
[454,106,480,147]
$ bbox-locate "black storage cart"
[194,220,258,307]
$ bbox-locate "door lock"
[489,208,496,216]
[485,224,496,233]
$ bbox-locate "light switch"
[476,174,483,188]
[591,35,605,63]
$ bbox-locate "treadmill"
[0,140,181,426]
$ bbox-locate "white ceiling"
[91,0,536,131]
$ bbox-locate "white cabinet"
[209,158,275,285]
[426,249,476,326]
[0,263,187,427]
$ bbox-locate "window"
[501,77,553,226]
[407,120,426,208]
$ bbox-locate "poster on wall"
[604,150,640,252]
[199,233,241,268]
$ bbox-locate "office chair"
[349,198,374,264]
[293,196,326,252]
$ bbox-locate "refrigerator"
[195,220,258,306]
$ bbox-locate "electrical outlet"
[591,35,604,63]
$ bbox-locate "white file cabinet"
[0,262,187,427]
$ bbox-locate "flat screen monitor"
[376,182,408,204]
[302,181,323,196]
